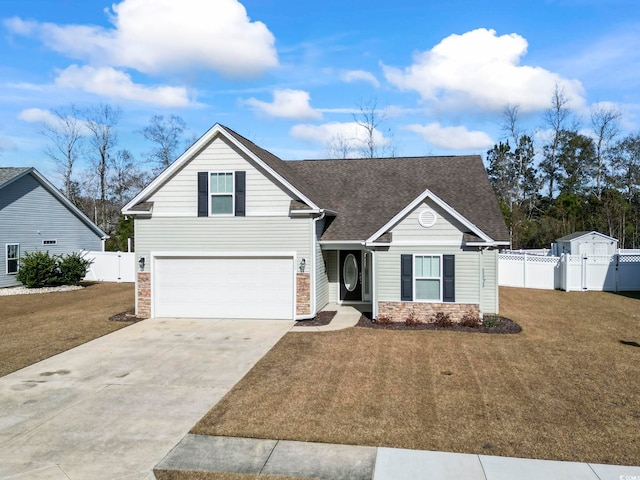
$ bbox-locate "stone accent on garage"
[296,273,310,316]
[378,301,480,323]
[137,272,151,318]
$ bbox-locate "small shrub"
[376,314,393,325]
[482,315,500,328]
[432,311,453,327]
[16,251,60,288]
[404,312,421,326]
[459,311,482,328]
[58,252,93,285]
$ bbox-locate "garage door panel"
[154,256,294,319]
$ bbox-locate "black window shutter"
[197,172,208,217]
[443,254,455,302]
[235,171,246,217]
[401,254,413,301]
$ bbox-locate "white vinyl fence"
[499,253,640,292]
[82,251,135,283]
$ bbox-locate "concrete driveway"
[0,317,293,479]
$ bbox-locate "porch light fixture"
[138,257,145,271]
[299,258,306,273]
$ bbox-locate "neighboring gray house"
[123,124,509,321]
[554,231,618,257]
[0,167,107,288]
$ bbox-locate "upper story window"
[210,172,234,215]
[6,244,19,275]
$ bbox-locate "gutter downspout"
[297,211,326,320]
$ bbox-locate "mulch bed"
[294,311,337,327]
[357,312,521,334]
[109,307,146,323]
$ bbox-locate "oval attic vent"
[418,209,437,228]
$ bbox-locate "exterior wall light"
[138,257,145,271]
[299,258,306,273]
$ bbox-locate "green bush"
[16,251,93,288]
[16,251,60,287]
[58,252,93,285]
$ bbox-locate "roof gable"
[0,167,107,239]
[123,124,323,214]
[556,231,618,243]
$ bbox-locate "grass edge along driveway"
[192,287,640,466]
[0,282,135,377]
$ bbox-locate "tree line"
[36,104,189,250]
[486,85,640,249]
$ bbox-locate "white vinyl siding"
[376,246,498,313]
[480,249,498,314]
[135,216,311,271]
[315,219,329,311]
[390,200,465,244]
[148,136,294,216]
[324,250,338,303]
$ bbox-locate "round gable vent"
[418,208,437,228]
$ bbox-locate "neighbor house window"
[210,172,234,215]
[6,244,19,275]
[414,255,441,301]
[42,239,57,246]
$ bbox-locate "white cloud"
[245,89,321,120]
[5,0,278,77]
[18,108,60,126]
[341,70,380,88]
[406,123,494,150]
[290,121,389,156]
[383,28,585,113]
[54,65,191,106]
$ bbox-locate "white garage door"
[153,256,294,319]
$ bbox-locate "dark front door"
[340,250,362,301]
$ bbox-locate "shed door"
[153,256,294,319]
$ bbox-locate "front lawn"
[0,282,135,377]
[191,287,640,465]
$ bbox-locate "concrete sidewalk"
[290,304,363,332]
[0,318,292,480]
[157,434,640,480]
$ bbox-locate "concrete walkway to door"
[0,317,293,480]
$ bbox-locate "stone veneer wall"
[378,301,479,323]
[296,273,310,316]
[137,272,151,319]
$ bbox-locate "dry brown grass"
[192,287,640,465]
[0,282,134,377]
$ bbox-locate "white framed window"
[42,239,57,246]
[6,244,19,275]
[414,254,442,301]
[209,172,234,215]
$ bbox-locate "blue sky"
[1,0,639,185]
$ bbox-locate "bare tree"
[84,104,121,231]
[541,84,573,199]
[325,131,354,159]
[353,97,396,158]
[37,105,83,202]
[591,104,621,199]
[502,104,523,146]
[140,115,186,172]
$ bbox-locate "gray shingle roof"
[287,156,509,242]
[0,167,30,189]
